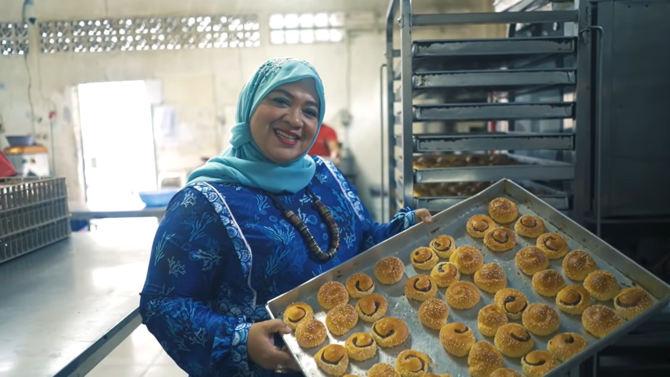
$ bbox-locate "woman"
[139,58,431,377]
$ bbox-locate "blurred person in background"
[308,122,340,165]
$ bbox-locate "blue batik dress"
[139,157,416,377]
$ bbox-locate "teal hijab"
[187,58,326,193]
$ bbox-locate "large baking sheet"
[266,179,670,377]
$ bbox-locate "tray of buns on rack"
[266,179,670,377]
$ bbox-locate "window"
[269,13,344,45]
[0,22,29,56]
[38,15,260,54]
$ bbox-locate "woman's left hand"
[415,209,432,224]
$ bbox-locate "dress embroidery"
[139,157,417,377]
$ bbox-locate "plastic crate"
[0,177,71,264]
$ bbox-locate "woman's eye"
[273,97,289,106]
[304,109,317,117]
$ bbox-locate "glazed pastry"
[556,285,591,315]
[466,214,496,238]
[430,262,460,288]
[375,257,405,285]
[418,298,449,330]
[490,369,523,377]
[483,228,517,252]
[614,287,654,320]
[488,197,519,223]
[474,263,507,293]
[515,247,549,276]
[449,245,484,274]
[395,350,430,377]
[514,215,545,238]
[584,270,620,301]
[536,233,569,259]
[494,323,534,358]
[344,332,377,361]
[477,304,508,337]
[283,302,314,330]
[368,363,400,377]
[446,281,481,310]
[494,288,529,320]
[439,322,476,357]
[522,303,560,336]
[562,250,597,281]
[430,235,457,258]
[521,351,558,377]
[318,281,350,310]
[582,305,623,338]
[371,317,410,348]
[295,319,328,348]
[355,293,388,322]
[405,274,438,301]
[532,269,566,297]
[346,273,375,298]
[326,304,359,336]
[468,341,504,377]
[410,247,439,271]
[425,374,452,377]
[315,344,349,377]
[547,332,587,362]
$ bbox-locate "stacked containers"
[0,177,71,264]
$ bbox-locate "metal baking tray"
[266,179,670,377]
[410,154,574,183]
[412,102,576,122]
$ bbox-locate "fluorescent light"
[285,30,299,44]
[314,13,328,27]
[299,14,314,28]
[329,29,343,42]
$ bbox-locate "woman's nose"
[283,106,303,128]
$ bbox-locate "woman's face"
[249,78,320,164]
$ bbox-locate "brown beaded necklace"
[266,187,340,263]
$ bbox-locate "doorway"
[77,81,157,207]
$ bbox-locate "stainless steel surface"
[385,0,398,221]
[413,69,576,89]
[412,10,578,26]
[412,37,576,57]
[572,0,594,226]
[413,154,574,183]
[68,202,166,220]
[596,0,670,220]
[414,132,574,152]
[415,180,570,211]
[400,0,415,212]
[413,102,575,122]
[267,179,670,377]
[380,63,387,222]
[0,231,154,377]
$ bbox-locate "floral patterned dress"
[139,157,415,377]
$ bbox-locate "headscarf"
[187,58,326,193]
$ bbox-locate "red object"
[308,123,339,157]
[0,152,17,177]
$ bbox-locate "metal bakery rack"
[0,177,71,264]
[383,0,580,219]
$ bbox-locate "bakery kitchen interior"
[1,0,669,376]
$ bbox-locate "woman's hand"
[415,208,433,224]
[248,319,301,371]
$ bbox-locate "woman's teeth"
[275,130,298,141]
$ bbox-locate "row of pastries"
[281,197,654,377]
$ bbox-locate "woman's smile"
[274,128,300,146]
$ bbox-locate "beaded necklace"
[266,187,340,263]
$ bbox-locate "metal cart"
[383,0,579,221]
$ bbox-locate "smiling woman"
[139,58,432,377]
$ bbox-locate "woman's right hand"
[248,319,301,371]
